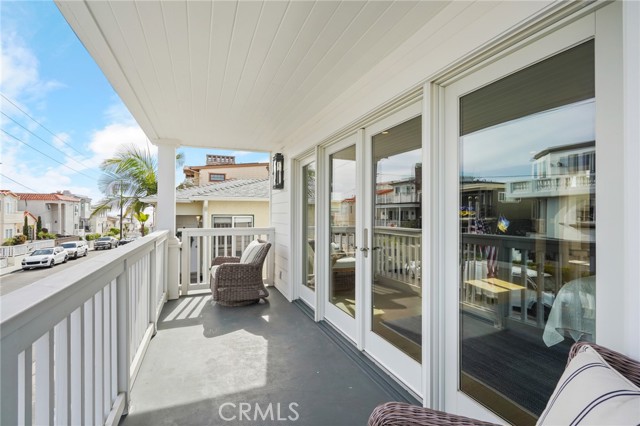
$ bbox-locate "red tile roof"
[0,189,19,198]
[16,193,81,202]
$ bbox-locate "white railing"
[0,231,169,426]
[508,174,595,197]
[373,227,422,287]
[329,226,422,287]
[375,192,420,204]
[179,227,276,295]
[0,240,56,258]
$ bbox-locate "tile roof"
[176,178,269,201]
[15,193,81,202]
[0,190,19,198]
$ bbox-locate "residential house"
[89,206,109,235]
[0,190,23,240]
[183,154,269,186]
[16,192,81,236]
[64,191,92,236]
[2,3,638,426]
[143,178,270,230]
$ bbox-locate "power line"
[1,111,101,179]
[0,173,38,192]
[0,93,97,164]
[1,129,97,180]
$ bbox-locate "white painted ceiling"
[56,1,447,152]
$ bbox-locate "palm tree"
[92,144,183,237]
[133,210,150,237]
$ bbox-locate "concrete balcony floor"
[121,290,394,426]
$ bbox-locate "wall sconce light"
[273,153,284,189]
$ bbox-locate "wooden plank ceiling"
[56,1,447,151]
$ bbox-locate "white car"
[21,247,68,270]
[60,241,89,259]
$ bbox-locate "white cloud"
[88,122,154,160]
[0,30,62,102]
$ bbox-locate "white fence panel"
[0,231,169,426]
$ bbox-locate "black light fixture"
[272,153,284,189]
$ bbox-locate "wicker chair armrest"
[368,402,500,426]
[569,342,640,388]
[213,262,262,285]
[212,256,240,266]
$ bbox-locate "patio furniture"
[368,341,640,426]
[210,239,271,306]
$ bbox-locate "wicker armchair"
[368,342,640,426]
[210,239,271,306]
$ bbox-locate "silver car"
[22,247,68,270]
[61,241,89,259]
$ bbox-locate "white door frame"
[362,100,424,396]
[435,6,623,421]
[294,154,317,309]
[322,133,360,341]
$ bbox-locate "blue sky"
[0,1,267,204]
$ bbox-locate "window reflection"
[459,41,595,425]
[330,147,357,316]
[303,162,316,290]
[371,116,422,362]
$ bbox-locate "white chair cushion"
[240,240,265,264]
[537,345,640,425]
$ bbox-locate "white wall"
[270,157,291,299]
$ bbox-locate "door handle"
[360,247,369,252]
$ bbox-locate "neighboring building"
[505,141,596,241]
[143,178,270,230]
[89,207,109,235]
[0,190,23,240]
[183,155,269,186]
[64,191,92,236]
[16,192,82,236]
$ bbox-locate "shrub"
[37,231,57,240]
[12,234,27,245]
[2,238,14,246]
[106,228,120,237]
[85,233,101,241]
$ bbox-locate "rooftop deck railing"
[0,240,56,258]
[0,231,169,426]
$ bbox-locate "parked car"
[95,236,119,250]
[60,241,89,259]
[118,236,139,245]
[21,247,68,270]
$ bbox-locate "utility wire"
[0,93,96,164]
[0,173,38,192]
[1,129,97,180]
[1,111,101,179]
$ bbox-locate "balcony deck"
[121,290,394,426]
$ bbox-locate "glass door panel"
[371,116,422,362]
[329,146,357,317]
[302,162,316,292]
[457,40,595,425]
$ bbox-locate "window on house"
[5,229,13,239]
[212,215,255,256]
[209,173,226,182]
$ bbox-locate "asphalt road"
[0,248,114,296]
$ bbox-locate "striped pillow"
[240,240,265,264]
[537,345,640,425]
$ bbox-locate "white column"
[153,138,182,299]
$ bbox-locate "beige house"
[183,154,269,186]
[0,190,24,240]
[144,178,269,231]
